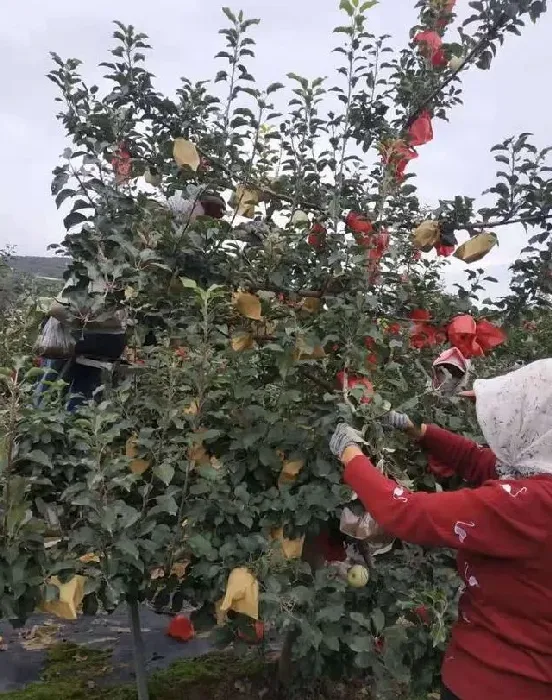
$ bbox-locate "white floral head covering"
[474,359,552,478]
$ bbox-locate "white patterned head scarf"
[474,359,552,479]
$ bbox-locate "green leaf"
[350,611,371,627]
[188,534,217,559]
[26,450,52,467]
[477,50,492,70]
[317,605,344,622]
[339,0,355,16]
[179,277,197,289]
[199,429,222,442]
[222,7,237,24]
[267,82,284,95]
[323,635,341,651]
[354,651,373,670]
[371,608,385,633]
[71,199,93,211]
[241,19,260,29]
[529,0,546,22]
[259,446,276,467]
[230,116,250,128]
[55,189,77,208]
[347,634,372,653]
[116,536,140,560]
[287,72,309,89]
[401,184,417,196]
[290,586,313,604]
[24,367,47,381]
[6,504,31,537]
[63,211,87,229]
[314,456,332,477]
[155,464,175,486]
[494,183,510,199]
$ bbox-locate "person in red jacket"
[329,359,552,700]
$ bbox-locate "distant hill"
[9,256,70,279]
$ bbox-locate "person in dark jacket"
[330,359,552,700]
[35,275,128,411]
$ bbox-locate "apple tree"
[2,1,551,698]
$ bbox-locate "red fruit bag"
[475,320,507,352]
[448,315,483,358]
[167,615,195,642]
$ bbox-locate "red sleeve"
[344,455,548,558]
[420,425,497,485]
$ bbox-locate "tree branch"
[198,146,323,212]
[406,12,509,126]
[297,366,335,394]
[469,213,552,231]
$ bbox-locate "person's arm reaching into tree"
[329,424,547,558]
[385,411,497,485]
[421,424,497,484]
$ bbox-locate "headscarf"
[474,359,552,479]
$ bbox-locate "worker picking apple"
[330,359,552,700]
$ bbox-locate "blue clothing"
[34,358,102,412]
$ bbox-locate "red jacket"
[343,425,552,700]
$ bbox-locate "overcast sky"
[1,0,551,296]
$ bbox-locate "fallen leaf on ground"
[20,623,62,651]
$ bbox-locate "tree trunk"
[277,629,298,686]
[128,600,150,700]
[277,529,329,687]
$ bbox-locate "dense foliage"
[2,1,552,697]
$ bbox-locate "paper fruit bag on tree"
[454,231,497,264]
[412,220,440,251]
[339,506,394,556]
[216,568,259,625]
[39,575,87,620]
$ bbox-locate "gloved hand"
[383,410,412,431]
[329,423,366,459]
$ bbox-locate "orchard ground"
[0,607,388,700]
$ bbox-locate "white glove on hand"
[382,410,411,431]
[329,423,366,459]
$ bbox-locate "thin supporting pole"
[128,600,150,700]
